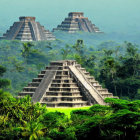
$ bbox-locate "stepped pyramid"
[53,12,102,33]
[0,17,55,41]
[18,60,115,107]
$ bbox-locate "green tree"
[73,39,85,55]
[99,57,119,96]
[8,57,24,72]
[0,65,10,89]
[21,42,34,63]
[61,44,71,60]
[19,121,46,140]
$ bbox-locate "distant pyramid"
[1,17,55,41]
[18,60,115,108]
[53,12,102,33]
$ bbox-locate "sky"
[0,0,140,34]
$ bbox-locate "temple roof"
[19,16,36,21]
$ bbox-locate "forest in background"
[0,32,140,99]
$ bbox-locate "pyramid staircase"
[53,12,102,33]
[1,17,55,41]
[18,60,114,107]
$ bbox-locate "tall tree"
[21,42,34,63]
[0,65,10,89]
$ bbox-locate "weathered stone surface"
[53,12,102,33]
[18,60,115,108]
[0,17,55,41]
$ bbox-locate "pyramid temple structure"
[53,12,102,33]
[18,60,115,108]
[0,17,55,41]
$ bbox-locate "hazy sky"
[0,0,140,33]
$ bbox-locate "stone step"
[49,87,79,89]
[55,75,71,79]
[101,92,113,95]
[80,68,86,70]
[98,89,108,94]
[32,78,43,82]
[29,82,41,84]
[38,74,45,78]
[86,76,95,80]
[39,70,69,76]
[56,71,69,75]
[43,95,82,98]
[75,65,81,68]
[24,87,37,89]
[55,74,70,77]
[52,79,74,83]
[28,82,40,87]
[46,91,81,96]
[38,74,45,76]
[55,72,69,75]
[50,62,64,66]
[89,79,96,82]
[50,83,77,87]
[84,72,90,74]
[80,69,87,74]
[42,96,83,102]
[101,94,113,98]
[46,66,65,70]
[46,91,81,93]
[91,81,100,86]
[41,70,69,74]
[19,31,31,33]
[49,88,80,92]
[48,89,80,92]
[23,87,37,92]
[94,85,102,90]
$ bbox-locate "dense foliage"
[0,39,139,99]
[0,91,140,140]
[0,65,10,89]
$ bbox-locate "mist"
[0,0,140,45]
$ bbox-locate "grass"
[47,106,90,118]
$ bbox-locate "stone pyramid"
[1,17,55,41]
[53,12,102,33]
[18,60,115,107]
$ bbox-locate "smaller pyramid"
[18,60,115,108]
[0,17,55,41]
[53,12,102,33]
